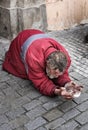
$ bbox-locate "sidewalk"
[0,24,88,130]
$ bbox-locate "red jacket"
[3,29,71,96]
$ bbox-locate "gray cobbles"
[6,79,21,90]
[74,93,88,104]
[69,71,85,81]
[11,96,31,109]
[0,24,88,130]
[45,117,66,130]
[79,124,88,130]
[16,88,31,97]
[55,120,79,130]
[26,106,46,120]
[43,100,62,110]
[39,96,55,103]
[58,100,77,112]
[26,89,41,99]
[9,115,29,130]
[75,110,88,125]
[0,82,9,90]
[0,91,5,102]
[5,107,26,120]
[80,77,88,85]
[43,108,63,121]
[0,114,8,125]
[0,102,11,115]
[62,108,80,121]
[24,117,46,130]
[76,100,88,112]
[13,127,27,130]
[0,123,12,130]
[0,72,10,82]
[2,87,20,98]
[23,99,42,111]
[36,127,47,130]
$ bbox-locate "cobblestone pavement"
[0,24,88,130]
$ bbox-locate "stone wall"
[0,0,47,39]
[46,0,88,30]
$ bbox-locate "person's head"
[46,51,67,79]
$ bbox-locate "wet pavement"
[0,24,88,130]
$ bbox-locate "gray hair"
[46,51,67,72]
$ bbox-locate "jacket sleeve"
[27,67,56,96]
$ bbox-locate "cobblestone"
[69,72,85,81]
[36,127,47,130]
[0,102,11,115]
[26,106,46,120]
[10,96,31,109]
[26,89,41,100]
[55,120,79,130]
[5,107,26,120]
[79,124,88,130]
[0,123,12,130]
[0,24,88,130]
[80,77,88,85]
[0,114,8,125]
[43,100,62,110]
[2,87,20,98]
[0,91,5,102]
[0,82,10,90]
[45,117,66,130]
[16,88,32,97]
[75,110,88,125]
[24,117,46,130]
[9,115,29,130]
[58,100,77,112]
[73,93,88,104]
[76,100,88,112]
[62,108,80,121]
[23,99,42,111]
[43,108,63,121]
[14,127,27,130]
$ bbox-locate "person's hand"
[60,87,73,99]
[64,81,83,98]
[54,87,73,99]
[65,81,83,92]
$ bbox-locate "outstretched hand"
[54,87,73,99]
[54,81,83,99]
[65,81,83,92]
[60,87,73,99]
